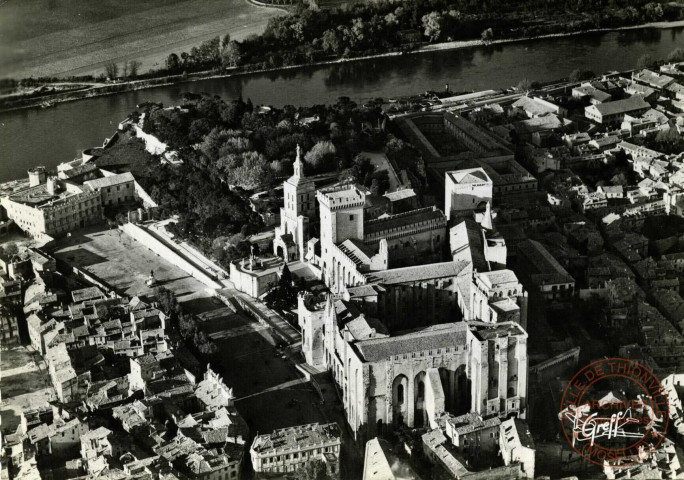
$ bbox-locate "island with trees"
[3,0,684,111]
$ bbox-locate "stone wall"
[121,223,221,289]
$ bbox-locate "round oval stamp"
[559,358,669,467]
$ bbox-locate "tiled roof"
[251,422,340,455]
[384,188,416,202]
[72,286,104,303]
[355,323,468,362]
[448,412,501,435]
[345,316,388,341]
[338,238,375,266]
[590,96,650,117]
[364,206,445,236]
[82,426,112,441]
[476,269,519,288]
[450,219,488,272]
[84,172,135,190]
[367,260,469,285]
[633,69,674,89]
[512,96,558,117]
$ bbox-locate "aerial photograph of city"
[4,0,684,479]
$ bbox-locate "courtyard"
[0,345,55,433]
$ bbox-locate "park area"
[0,0,281,79]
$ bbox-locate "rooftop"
[366,260,469,285]
[72,286,105,304]
[355,322,469,362]
[84,172,135,191]
[251,423,340,455]
[512,96,559,117]
[587,96,650,117]
[475,269,519,289]
[364,206,446,237]
[448,412,501,435]
[633,69,675,89]
[447,168,491,186]
[7,182,78,207]
[517,239,574,285]
[384,188,417,202]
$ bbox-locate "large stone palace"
[273,145,530,443]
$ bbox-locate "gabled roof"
[84,172,135,190]
[588,96,650,117]
[355,323,469,362]
[366,261,469,285]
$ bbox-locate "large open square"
[48,226,213,304]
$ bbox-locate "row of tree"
[104,60,142,81]
[154,286,218,355]
[147,0,683,78]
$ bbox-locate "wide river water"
[1,26,683,182]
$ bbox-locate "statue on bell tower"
[293,144,304,178]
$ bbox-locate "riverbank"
[3,19,684,114]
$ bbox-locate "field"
[0,0,282,80]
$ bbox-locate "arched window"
[418,381,425,398]
[397,384,404,404]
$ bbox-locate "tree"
[321,29,342,55]
[422,11,443,42]
[195,331,218,355]
[667,48,684,63]
[644,2,664,21]
[221,41,243,68]
[349,155,373,184]
[637,54,653,69]
[569,69,595,82]
[154,286,181,318]
[653,126,684,153]
[516,78,532,92]
[264,263,298,310]
[220,34,231,51]
[179,312,197,339]
[296,459,330,480]
[104,62,119,80]
[481,28,494,43]
[2,242,18,257]
[304,140,337,171]
[129,60,142,77]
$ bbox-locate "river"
[1,26,683,182]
